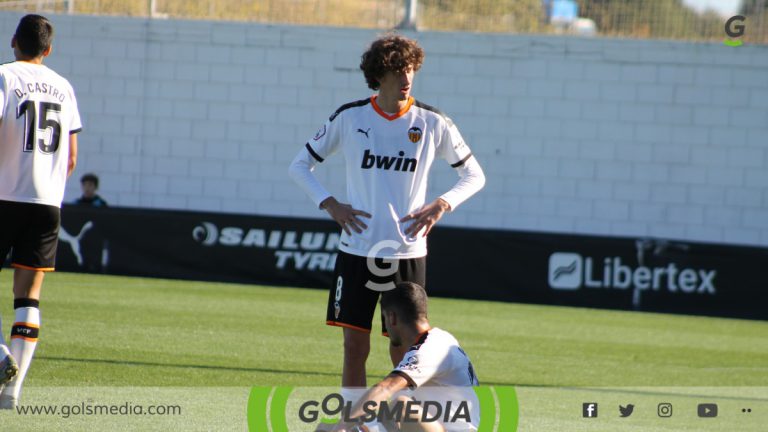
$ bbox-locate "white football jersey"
[304,96,473,259]
[0,61,82,207]
[393,327,480,431]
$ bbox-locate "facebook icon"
[583,402,598,418]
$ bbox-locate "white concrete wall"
[2,12,766,246]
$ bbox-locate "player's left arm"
[402,121,485,237]
[67,133,78,178]
[330,373,410,432]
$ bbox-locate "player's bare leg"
[342,328,370,386]
[342,328,370,404]
[0,268,43,409]
[12,268,44,299]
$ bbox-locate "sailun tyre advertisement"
[56,206,768,320]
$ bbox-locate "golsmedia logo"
[548,252,716,294]
[365,240,403,292]
[298,393,471,425]
[724,15,746,47]
[247,386,518,431]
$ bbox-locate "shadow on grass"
[37,355,341,378]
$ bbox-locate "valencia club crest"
[408,127,422,143]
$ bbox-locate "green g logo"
[724,15,745,47]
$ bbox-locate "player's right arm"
[319,196,371,235]
[329,372,411,432]
[287,123,336,207]
[67,133,77,178]
[288,111,371,234]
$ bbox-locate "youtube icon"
[698,403,718,418]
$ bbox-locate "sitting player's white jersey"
[0,61,82,207]
[302,96,475,259]
[392,327,480,431]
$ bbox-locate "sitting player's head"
[360,34,424,99]
[13,14,53,61]
[381,282,429,347]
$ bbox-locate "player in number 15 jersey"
[0,15,82,410]
[0,26,82,207]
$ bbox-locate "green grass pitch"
[0,271,766,431]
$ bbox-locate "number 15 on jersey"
[17,100,62,154]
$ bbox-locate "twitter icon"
[619,404,635,417]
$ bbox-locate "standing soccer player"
[0,15,82,409]
[289,35,485,398]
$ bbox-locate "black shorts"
[327,251,426,334]
[0,200,60,271]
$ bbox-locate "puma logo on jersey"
[357,128,371,138]
[361,149,417,172]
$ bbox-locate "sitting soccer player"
[329,282,479,432]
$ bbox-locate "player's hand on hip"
[400,198,451,237]
[321,197,372,235]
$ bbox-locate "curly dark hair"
[360,34,425,91]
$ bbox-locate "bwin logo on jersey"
[361,149,417,172]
